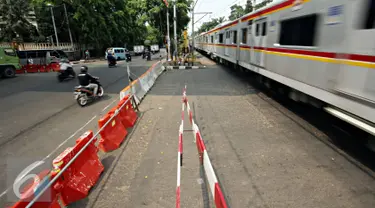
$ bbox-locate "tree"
[254,0,273,11]
[143,0,193,44]
[228,4,245,21]
[1,0,193,55]
[0,0,39,42]
[197,17,225,34]
[244,0,253,13]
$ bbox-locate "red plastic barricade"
[16,69,24,74]
[39,65,49,73]
[51,130,104,205]
[25,64,39,73]
[116,95,138,128]
[11,170,66,208]
[98,110,128,152]
[47,63,60,72]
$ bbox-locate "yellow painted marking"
[198,44,375,69]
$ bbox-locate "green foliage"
[0,0,39,42]
[1,0,193,52]
[254,0,273,11]
[197,0,273,34]
[197,17,225,34]
[228,4,245,21]
[244,0,253,13]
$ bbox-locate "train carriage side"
[193,0,375,146]
[238,0,375,138]
[212,21,239,64]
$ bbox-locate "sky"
[187,0,283,35]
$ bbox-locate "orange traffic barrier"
[98,110,128,152]
[48,63,60,72]
[25,64,39,73]
[51,130,104,205]
[16,69,24,74]
[11,170,66,208]
[39,65,49,73]
[117,95,138,128]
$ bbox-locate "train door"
[253,18,268,68]
[336,0,375,101]
[248,20,255,65]
[225,30,230,56]
[214,33,217,54]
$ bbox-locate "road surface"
[0,52,163,207]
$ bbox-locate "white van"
[151,45,160,53]
[134,45,144,56]
[105,47,126,60]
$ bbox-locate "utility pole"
[191,9,212,65]
[173,0,177,61]
[191,0,198,64]
[63,3,74,48]
[191,6,194,61]
[167,10,171,61]
[49,6,59,48]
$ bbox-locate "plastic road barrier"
[51,130,104,205]
[116,95,138,128]
[98,109,128,153]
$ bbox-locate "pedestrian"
[85,50,90,61]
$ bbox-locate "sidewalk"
[71,70,206,207]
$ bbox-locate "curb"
[166,66,206,70]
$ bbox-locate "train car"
[195,0,375,148]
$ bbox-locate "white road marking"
[0,190,7,198]
[44,115,97,160]
[102,98,119,112]
[0,115,98,199]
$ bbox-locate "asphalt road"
[69,55,375,208]
[0,53,161,207]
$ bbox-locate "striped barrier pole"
[176,101,184,208]
[182,86,228,208]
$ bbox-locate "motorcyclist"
[78,66,99,97]
[59,58,75,77]
[107,51,116,65]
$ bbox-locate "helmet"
[80,66,88,73]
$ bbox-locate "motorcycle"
[57,60,76,82]
[107,56,117,67]
[74,78,104,107]
[143,50,151,61]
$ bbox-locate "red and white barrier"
[176,95,184,208]
[182,85,228,208]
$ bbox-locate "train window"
[362,0,375,29]
[219,33,224,43]
[242,28,248,44]
[262,22,267,36]
[256,23,260,36]
[233,30,237,44]
[226,31,230,38]
[211,36,214,43]
[279,14,318,46]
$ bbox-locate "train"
[194,0,375,148]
